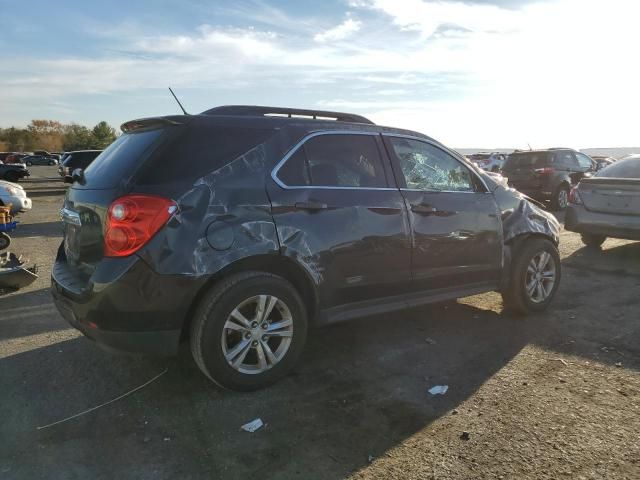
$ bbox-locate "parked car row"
[467,149,634,213]
[0,150,62,164]
[0,161,30,182]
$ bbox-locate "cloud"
[351,0,518,37]
[314,18,362,42]
[1,0,639,147]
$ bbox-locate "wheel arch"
[501,232,559,291]
[180,254,319,340]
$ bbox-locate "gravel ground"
[1,166,639,479]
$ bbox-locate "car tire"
[581,234,606,249]
[48,161,55,166]
[25,161,32,167]
[190,271,308,391]
[0,232,10,251]
[4,171,19,183]
[550,184,570,211]
[502,237,561,314]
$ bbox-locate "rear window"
[84,131,161,188]
[596,158,640,178]
[503,152,551,169]
[136,124,276,185]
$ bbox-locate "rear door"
[383,135,502,291]
[268,131,412,308]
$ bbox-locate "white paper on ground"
[428,385,449,395]
[241,418,264,433]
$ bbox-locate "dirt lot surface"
[1,166,639,479]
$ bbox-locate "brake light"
[568,186,583,205]
[104,195,177,257]
[534,167,555,175]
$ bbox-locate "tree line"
[0,120,118,153]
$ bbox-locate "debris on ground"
[460,431,471,441]
[428,385,449,396]
[425,337,437,345]
[36,368,169,430]
[553,358,569,366]
[368,454,374,463]
[615,362,623,368]
[240,418,264,433]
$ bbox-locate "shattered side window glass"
[389,137,475,192]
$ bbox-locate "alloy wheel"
[557,189,568,209]
[525,251,556,303]
[221,295,293,375]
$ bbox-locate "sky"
[0,0,638,148]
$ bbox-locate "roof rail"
[201,105,375,125]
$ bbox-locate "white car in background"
[0,181,32,214]
[467,152,507,172]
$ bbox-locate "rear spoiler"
[120,116,185,133]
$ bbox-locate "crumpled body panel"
[493,183,561,245]
[138,144,280,276]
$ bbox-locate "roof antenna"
[168,87,189,115]
[527,143,532,151]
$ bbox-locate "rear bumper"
[51,245,205,356]
[565,205,640,240]
[55,300,181,355]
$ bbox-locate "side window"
[277,134,387,188]
[388,137,475,192]
[554,151,577,167]
[575,153,594,169]
[277,148,310,186]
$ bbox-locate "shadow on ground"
[1,301,529,479]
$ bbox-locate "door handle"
[295,201,328,211]
[411,204,438,215]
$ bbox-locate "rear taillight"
[568,186,583,205]
[534,167,555,175]
[104,195,177,257]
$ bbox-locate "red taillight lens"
[104,195,177,257]
[568,186,583,205]
[534,167,555,175]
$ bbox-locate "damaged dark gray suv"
[52,106,561,391]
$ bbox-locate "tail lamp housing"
[534,167,555,175]
[568,186,583,205]
[104,195,177,257]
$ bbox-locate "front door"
[267,131,412,308]
[383,136,502,291]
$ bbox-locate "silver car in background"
[565,155,640,248]
[467,152,507,172]
[0,180,33,215]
